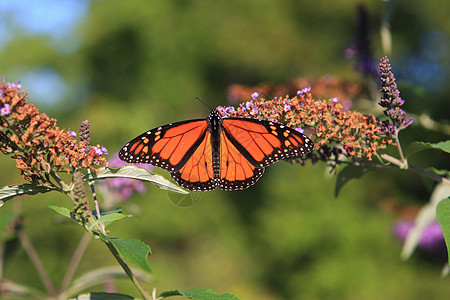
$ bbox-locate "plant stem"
[50,170,70,191]
[380,153,405,168]
[104,241,151,300]
[60,231,91,293]
[380,153,450,185]
[394,129,407,168]
[409,164,450,186]
[87,168,105,234]
[18,229,57,297]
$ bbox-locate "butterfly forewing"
[118,119,207,171]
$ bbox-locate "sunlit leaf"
[160,288,240,300]
[110,238,152,273]
[47,204,72,219]
[0,184,55,206]
[98,212,130,227]
[436,197,450,264]
[85,166,188,194]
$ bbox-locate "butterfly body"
[119,109,314,191]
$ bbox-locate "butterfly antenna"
[195,97,213,110]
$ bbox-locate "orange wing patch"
[119,119,208,171]
[219,130,264,190]
[222,118,312,168]
[171,131,216,190]
[152,121,207,166]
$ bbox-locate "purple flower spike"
[379,57,414,132]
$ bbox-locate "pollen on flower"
[0,79,108,182]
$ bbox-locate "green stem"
[104,241,151,300]
[86,168,105,234]
[394,129,407,168]
[409,164,450,186]
[50,170,71,191]
[380,153,450,185]
[380,153,406,168]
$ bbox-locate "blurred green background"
[1,0,449,299]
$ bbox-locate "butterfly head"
[207,109,223,131]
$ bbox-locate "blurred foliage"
[0,0,449,299]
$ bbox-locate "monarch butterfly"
[119,109,314,191]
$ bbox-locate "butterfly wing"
[119,110,314,192]
[119,118,218,191]
[169,129,218,191]
[218,128,265,190]
[218,118,314,190]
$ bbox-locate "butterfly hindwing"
[218,129,265,190]
[170,130,217,191]
[221,118,314,168]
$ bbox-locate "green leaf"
[0,183,55,206]
[69,292,137,299]
[406,140,450,158]
[335,166,373,197]
[436,197,450,264]
[110,238,152,273]
[98,212,130,228]
[85,166,188,194]
[160,289,240,300]
[47,204,72,219]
